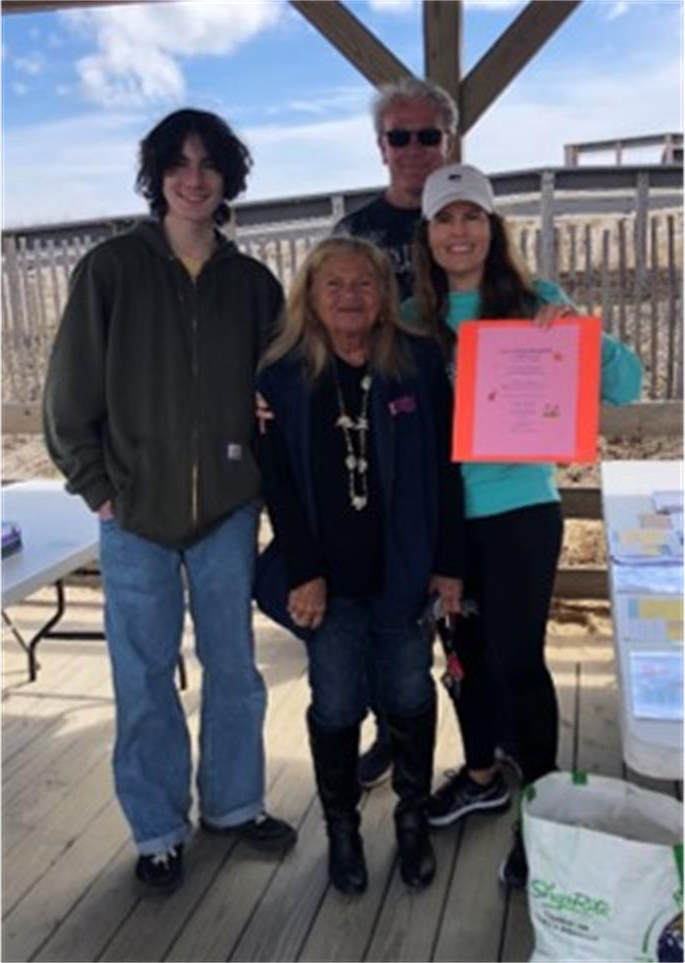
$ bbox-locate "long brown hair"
[411,212,539,348]
[260,236,413,380]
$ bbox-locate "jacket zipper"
[191,276,199,529]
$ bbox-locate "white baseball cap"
[421,163,495,219]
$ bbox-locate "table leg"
[5,580,187,689]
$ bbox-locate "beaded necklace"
[333,361,372,512]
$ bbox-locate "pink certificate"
[452,317,601,462]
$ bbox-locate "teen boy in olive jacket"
[43,109,296,892]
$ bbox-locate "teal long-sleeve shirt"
[401,279,643,519]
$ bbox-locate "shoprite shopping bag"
[523,771,683,962]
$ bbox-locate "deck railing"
[2,163,683,408]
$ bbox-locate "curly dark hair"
[411,212,539,354]
[135,108,253,224]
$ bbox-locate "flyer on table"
[452,317,601,463]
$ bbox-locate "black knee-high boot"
[306,708,368,894]
[388,702,437,889]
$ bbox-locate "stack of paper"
[608,526,682,565]
[629,650,683,720]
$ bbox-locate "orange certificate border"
[452,316,602,463]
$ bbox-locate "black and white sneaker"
[498,823,528,889]
[427,766,510,827]
[201,811,297,853]
[135,844,184,891]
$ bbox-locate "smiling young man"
[334,77,457,301]
[43,109,296,892]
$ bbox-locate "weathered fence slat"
[649,218,659,400]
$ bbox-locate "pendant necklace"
[333,361,372,511]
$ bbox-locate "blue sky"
[2,0,682,227]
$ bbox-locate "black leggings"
[453,502,563,785]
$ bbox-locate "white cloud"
[367,0,416,13]
[63,2,283,108]
[466,57,682,173]
[3,111,148,227]
[3,40,680,227]
[11,82,29,96]
[267,86,370,117]
[607,2,630,20]
[13,53,44,75]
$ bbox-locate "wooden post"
[583,224,593,315]
[633,171,649,364]
[289,1,412,88]
[539,169,555,279]
[666,215,677,399]
[617,219,627,343]
[648,217,659,399]
[459,1,581,132]
[423,0,462,160]
[568,223,577,301]
[601,228,612,333]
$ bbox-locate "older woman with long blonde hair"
[255,236,465,894]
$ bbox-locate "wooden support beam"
[460,1,581,133]
[289,0,412,89]
[2,0,171,12]
[423,0,462,160]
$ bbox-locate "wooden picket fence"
[2,164,683,407]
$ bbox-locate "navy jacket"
[254,334,465,636]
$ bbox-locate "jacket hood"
[132,217,238,264]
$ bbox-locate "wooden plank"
[106,683,314,963]
[575,638,623,778]
[601,228,612,333]
[553,568,607,600]
[583,223,593,315]
[2,0,158,11]
[600,400,683,437]
[459,1,581,132]
[5,400,683,439]
[539,170,555,279]
[289,0,412,88]
[33,634,308,963]
[617,218,628,343]
[560,486,601,519]
[433,810,510,962]
[633,171,649,363]
[649,217,660,399]
[423,0,462,159]
[666,215,677,399]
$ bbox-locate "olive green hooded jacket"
[43,220,283,547]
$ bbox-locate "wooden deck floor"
[2,585,679,963]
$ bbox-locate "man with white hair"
[334,76,457,300]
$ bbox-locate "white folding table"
[2,479,186,688]
[600,460,683,780]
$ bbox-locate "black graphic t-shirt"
[333,193,421,300]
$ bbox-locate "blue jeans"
[99,503,266,855]
[305,597,434,731]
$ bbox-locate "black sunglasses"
[384,128,444,148]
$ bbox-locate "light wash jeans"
[99,503,266,855]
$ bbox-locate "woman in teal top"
[405,162,642,890]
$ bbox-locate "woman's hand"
[429,575,463,619]
[288,577,327,629]
[532,302,577,329]
[256,391,274,435]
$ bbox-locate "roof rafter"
[459,1,581,133]
[289,0,411,89]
